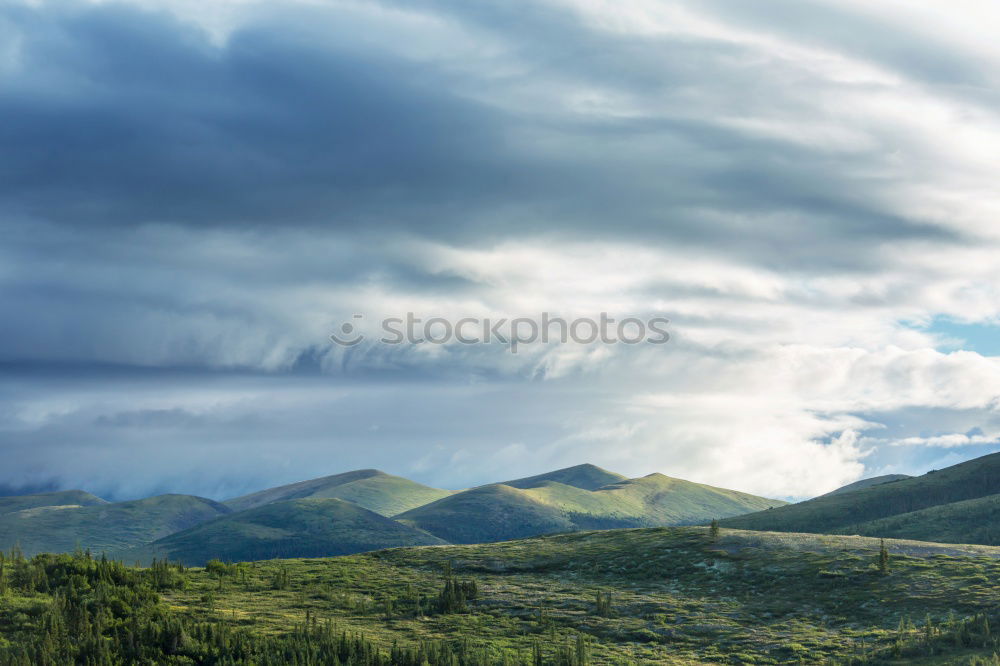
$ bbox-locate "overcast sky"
[3,0,1000,501]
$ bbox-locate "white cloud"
[891,433,1000,449]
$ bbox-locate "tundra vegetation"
[2,527,1000,664]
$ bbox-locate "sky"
[2,0,1000,502]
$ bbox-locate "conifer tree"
[575,633,590,666]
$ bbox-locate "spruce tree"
[575,633,590,666]
[878,539,890,575]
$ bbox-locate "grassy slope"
[824,474,912,496]
[0,490,107,515]
[0,494,229,556]
[396,484,579,543]
[501,463,627,490]
[721,451,1000,541]
[224,469,452,516]
[397,474,786,543]
[137,498,447,565]
[162,526,1000,665]
[594,473,785,523]
[841,493,1000,545]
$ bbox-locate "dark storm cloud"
[0,0,977,376]
[0,0,960,266]
[0,3,516,230]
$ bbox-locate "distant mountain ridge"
[0,462,785,562]
[721,451,1000,545]
[7,455,1000,562]
[0,490,107,516]
[822,474,911,496]
[0,494,230,556]
[132,498,446,565]
[224,469,452,516]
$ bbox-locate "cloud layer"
[2,0,1000,500]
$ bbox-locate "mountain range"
[7,452,998,565]
[0,463,784,564]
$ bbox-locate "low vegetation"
[3,526,1000,664]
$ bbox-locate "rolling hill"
[396,473,785,543]
[0,489,107,515]
[137,498,447,565]
[12,524,1000,664]
[224,469,452,516]
[147,526,1000,665]
[721,450,1000,544]
[396,483,580,543]
[0,494,230,556]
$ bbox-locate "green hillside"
[0,494,229,556]
[396,484,579,543]
[841,493,1000,545]
[595,473,785,523]
[225,469,451,516]
[397,474,786,543]
[824,474,912,496]
[0,489,106,515]
[138,498,447,565]
[7,526,994,665]
[721,451,1000,542]
[501,463,627,490]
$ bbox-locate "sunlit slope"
[224,469,452,516]
[397,473,785,543]
[0,494,229,556]
[396,484,582,543]
[139,498,447,565]
[594,473,784,523]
